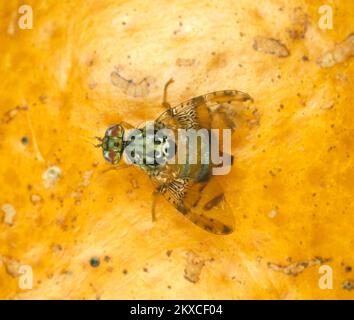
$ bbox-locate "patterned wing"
[148,90,251,234]
[152,173,235,235]
[156,90,253,130]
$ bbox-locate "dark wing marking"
[153,174,235,235]
[156,90,252,130]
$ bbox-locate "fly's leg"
[205,91,254,131]
[162,78,174,110]
[218,103,259,130]
[151,189,161,222]
[213,104,238,130]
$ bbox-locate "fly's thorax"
[122,124,214,169]
[123,123,176,168]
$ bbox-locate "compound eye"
[106,124,124,138]
[103,150,115,164]
[103,150,110,163]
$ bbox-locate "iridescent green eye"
[101,124,125,165]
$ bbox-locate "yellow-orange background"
[0,0,353,299]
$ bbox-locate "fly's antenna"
[94,136,103,148]
[79,135,103,148]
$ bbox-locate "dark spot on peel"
[342,280,354,291]
[21,136,29,145]
[90,257,100,268]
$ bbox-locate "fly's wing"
[156,90,253,130]
[152,173,235,235]
[149,90,252,234]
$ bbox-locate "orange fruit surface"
[0,0,353,299]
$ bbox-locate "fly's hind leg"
[162,78,174,110]
[206,90,254,131]
[213,104,239,130]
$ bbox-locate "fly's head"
[97,124,125,165]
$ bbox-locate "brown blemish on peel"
[342,280,354,291]
[176,58,196,67]
[184,251,205,283]
[267,257,331,276]
[253,36,289,57]
[317,33,354,68]
[286,7,308,40]
[111,69,155,98]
